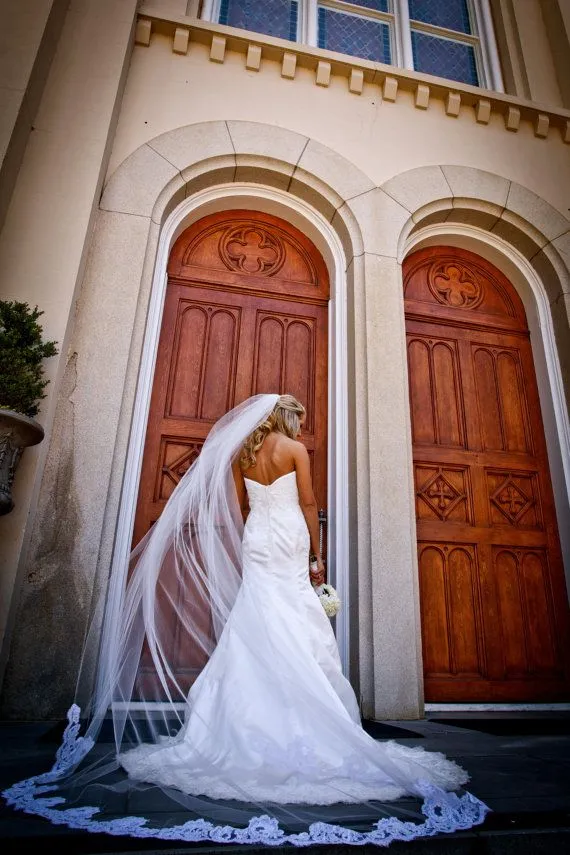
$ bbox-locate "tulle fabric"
[2,393,490,845]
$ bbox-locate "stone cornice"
[136,6,570,144]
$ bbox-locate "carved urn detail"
[0,410,44,515]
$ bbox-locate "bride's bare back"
[232,427,325,582]
[241,431,297,486]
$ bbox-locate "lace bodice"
[244,470,300,512]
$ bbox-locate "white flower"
[313,583,341,617]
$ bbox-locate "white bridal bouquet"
[313,583,341,617]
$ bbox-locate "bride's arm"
[292,443,325,584]
[231,459,249,522]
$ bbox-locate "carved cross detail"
[429,262,483,308]
[427,476,457,510]
[491,475,533,525]
[417,468,465,520]
[221,225,285,276]
[497,484,526,515]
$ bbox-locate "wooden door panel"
[156,438,204,504]
[408,338,436,445]
[133,211,329,694]
[446,546,483,676]
[417,522,551,549]
[419,542,485,679]
[251,306,316,426]
[166,292,242,422]
[418,544,452,675]
[407,334,466,448]
[134,287,245,543]
[248,301,328,505]
[471,345,532,454]
[432,341,464,447]
[167,305,234,420]
[411,446,546,471]
[168,210,330,302]
[405,246,570,702]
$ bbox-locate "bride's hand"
[310,557,326,586]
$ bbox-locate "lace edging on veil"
[3,705,490,847]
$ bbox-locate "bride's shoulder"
[271,433,306,458]
[288,437,309,458]
[275,433,304,449]
[270,433,307,465]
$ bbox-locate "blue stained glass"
[289,2,298,40]
[219,0,298,42]
[411,29,478,85]
[409,0,472,34]
[318,8,392,64]
[336,0,390,11]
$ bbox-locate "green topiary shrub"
[0,301,58,418]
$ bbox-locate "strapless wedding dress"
[120,470,469,804]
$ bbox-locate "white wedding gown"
[120,470,469,805]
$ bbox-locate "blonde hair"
[240,394,306,470]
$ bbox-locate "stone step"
[2,827,570,855]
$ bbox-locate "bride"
[3,393,489,845]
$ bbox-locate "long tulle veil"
[93,393,281,749]
[2,392,489,846]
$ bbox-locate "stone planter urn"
[0,409,44,515]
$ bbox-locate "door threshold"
[425,703,570,712]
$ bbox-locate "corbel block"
[505,106,520,132]
[246,44,262,70]
[415,83,430,110]
[281,52,297,79]
[173,27,189,55]
[534,113,549,138]
[349,68,364,94]
[135,18,151,46]
[475,99,491,124]
[446,92,461,117]
[316,61,331,87]
[210,34,226,63]
[382,76,398,102]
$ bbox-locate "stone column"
[362,253,424,720]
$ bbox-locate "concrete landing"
[1,713,569,854]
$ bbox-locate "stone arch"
[382,164,570,597]
[86,122,398,716]
[99,120,378,260]
[372,165,569,339]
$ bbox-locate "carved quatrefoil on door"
[417,468,465,520]
[220,225,286,276]
[491,475,533,525]
[428,261,483,309]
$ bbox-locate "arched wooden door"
[132,210,329,692]
[404,245,570,702]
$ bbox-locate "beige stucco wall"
[539,0,570,108]
[0,0,69,230]
[1,4,570,719]
[0,0,55,166]
[509,0,563,105]
[0,0,138,682]
[107,36,570,214]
